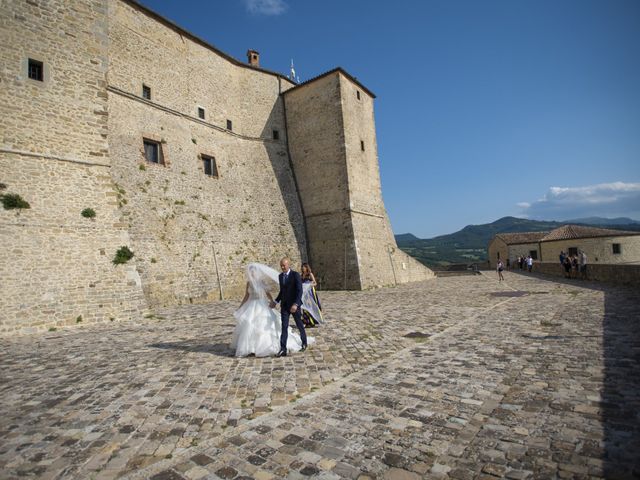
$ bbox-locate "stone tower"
[284,69,434,289]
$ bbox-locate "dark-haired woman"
[300,263,324,327]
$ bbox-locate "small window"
[142,84,151,100]
[197,107,205,120]
[360,140,365,152]
[568,247,578,257]
[28,59,43,81]
[226,119,233,131]
[612,243,621,254]
[529,250,538,260]
[356,90,361,100]
[143,138,162,164]
[273,130,279,140]
[202,154,218,177]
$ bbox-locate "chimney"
[247,50,260,67]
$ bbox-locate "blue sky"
[138,0,640,238]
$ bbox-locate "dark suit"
[275,269,307,352]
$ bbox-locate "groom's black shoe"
[300,345,307,352]
[276,350,287,357]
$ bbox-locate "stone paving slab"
[1,272,639,479]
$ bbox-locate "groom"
[269,257,307,357]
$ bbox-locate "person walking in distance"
[497,259,505,282]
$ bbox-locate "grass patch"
[81,208,96,218]
[1,193,30,210]
[113,246,134,265]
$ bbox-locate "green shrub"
[81,208,96,218]
[113,246,134,265]
[1,193,30,210]
[76,315,83,323]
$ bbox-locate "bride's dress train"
[231,294,307,357]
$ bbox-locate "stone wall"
[108,0,306,304]
[0,155,147,334]
[0,0,110,160]
[533,262,640,287]
[109,0,295,140]
[540,236,640,265]
[487,238,508,268]
[488,240,542,269]
[0,0,145,334]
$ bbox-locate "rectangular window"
[226,119,233,131]
[360,140,365,152]
[273,130,279,140]
[28,59,43,81]
[568,247,578,257]
[202,154,218,177]
[612,243,621,254]
[529,250,538,260]
[143,139,162,164]
[198,107,205,120]
[142,84,151,100]
[356,90,361,100]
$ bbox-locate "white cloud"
[243,0,288,15]
[517,182,640,220]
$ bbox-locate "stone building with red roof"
[487,232,548,268]
[538,225,640,266]
[488,225,640,268]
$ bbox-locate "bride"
[231,263,311,357]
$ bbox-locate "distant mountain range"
[396,216,640,268]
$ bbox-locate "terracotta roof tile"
[495,232,548,244]
[542,224,640,241]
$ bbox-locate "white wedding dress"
[231,264,312,357]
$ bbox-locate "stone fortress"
[0,0,433,334]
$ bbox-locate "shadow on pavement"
[148,341,235,357]
[510,269,640,477]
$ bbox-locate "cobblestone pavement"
[1,272,638,479]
